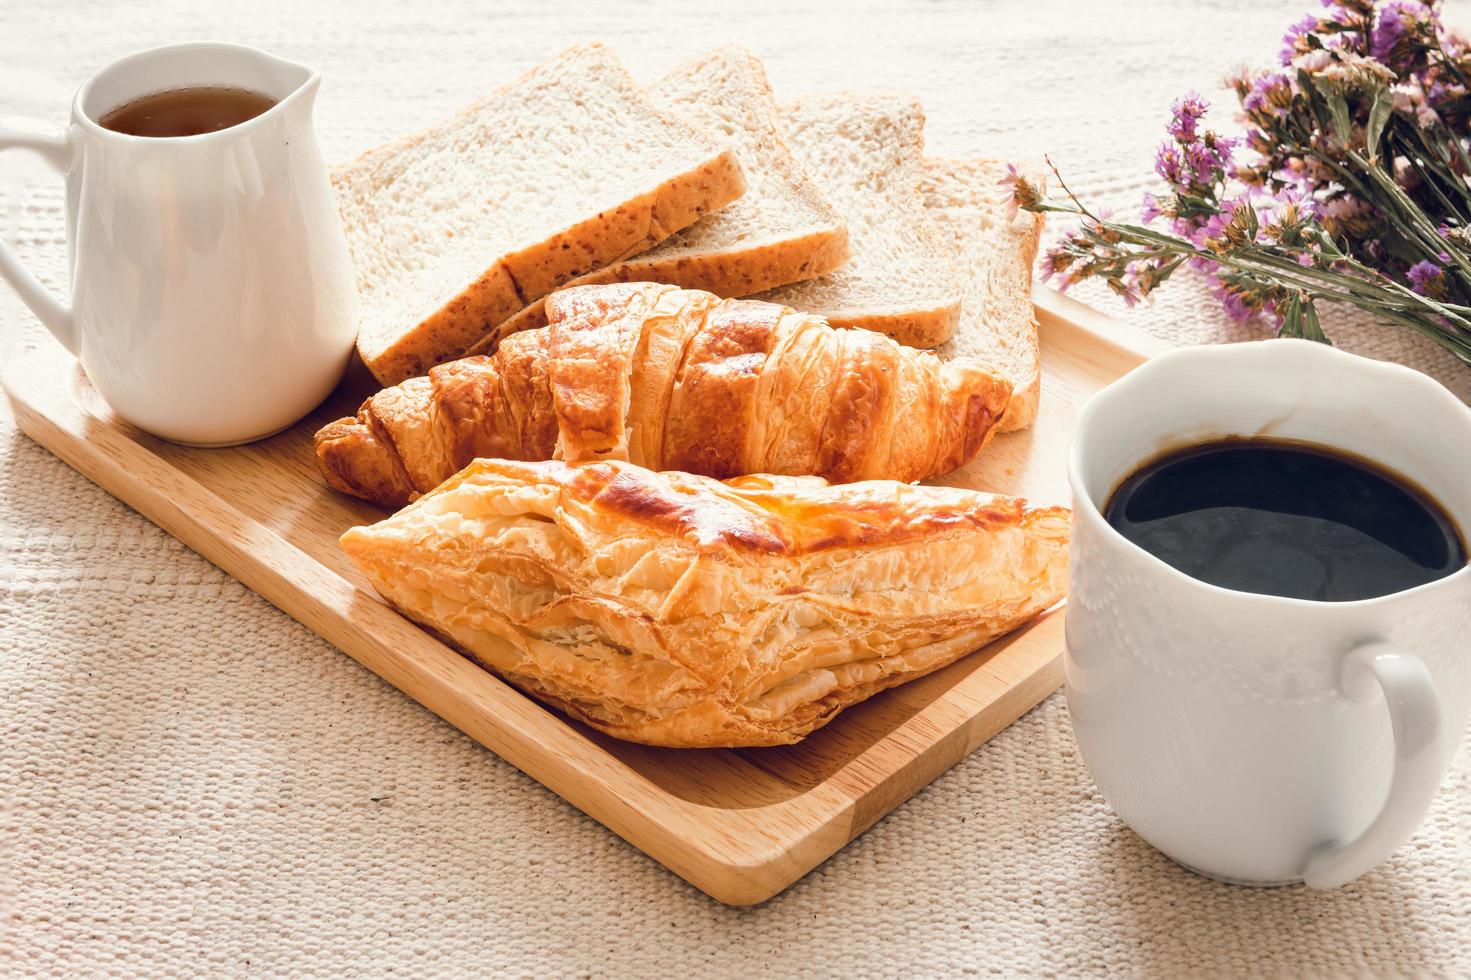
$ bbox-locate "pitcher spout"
[275,69,321,117]
[252,48,318,107]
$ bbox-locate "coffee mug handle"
[1302,640,1445,889]
[0,117,76,355]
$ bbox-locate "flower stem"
[1036,192,1471,364]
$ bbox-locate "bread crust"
[334,43,748,386]
[821,301,961,350]
[339,458,1069,747]
[462,46,852,359]
[351,151,745,386]
[316,283,1012,508]
[464,224,851,356]
[996,196,1045,431]
[922,157,1046,432]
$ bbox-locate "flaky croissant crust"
[316,283,1012,508]
[340,458,1069,747]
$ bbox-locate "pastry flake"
[340,457,1068,747]
[315,283,1012,508]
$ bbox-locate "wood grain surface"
[1,287,1163,904]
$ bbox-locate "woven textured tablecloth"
[4,1,1470,975]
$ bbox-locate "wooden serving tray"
[2,288,1165,905]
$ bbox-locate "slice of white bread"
[753,93,962,348]
[464,45,848,355]
[922,158,1045,432]
[334,43,746,385]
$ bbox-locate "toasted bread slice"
[922,158,1045,432]
[465,46,848,355]
[334,43,746,385]
[754,93,962,348]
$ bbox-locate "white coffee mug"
[1066,339,1471,888]
[0,42,357,445]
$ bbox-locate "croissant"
[316,282,1012,508]
[340,457,1069,747]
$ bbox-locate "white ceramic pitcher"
[0,42,358,445]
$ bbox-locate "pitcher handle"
[1302,640,1445,889]
[0,117,76,355]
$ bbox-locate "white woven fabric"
[3,1,1469,975]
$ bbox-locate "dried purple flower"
[1407,258,1447,297]
[1107,275,1143,307]
[1155,142,1185,185]
[1313,50,1398,97]
[1261,186,1314,242]
[1039,231,1081,287]
[1318,194,1378,238]
[1281,14,1324,66]
[1292,48,1336,74]
[1372,1,1432,69]
[1213,281,1256,322]
[1224,64,1255,100]
[1437,224,1471,251]
[1185,136,1236,186]
[1191,209,1236,251]
[1243,73,1295,121]
[1141,192,1163,223]
[1442,26,1469,59]
[997,163,1045,223]
[1169,92,1209,142]
[1371,2,1409,61]
[1391,80,1426,113]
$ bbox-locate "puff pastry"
[339,457,1069,747]
[316,282,1012,508]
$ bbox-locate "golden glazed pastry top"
[340,457,1069,747]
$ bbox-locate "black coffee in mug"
[1103,437,1466,602]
